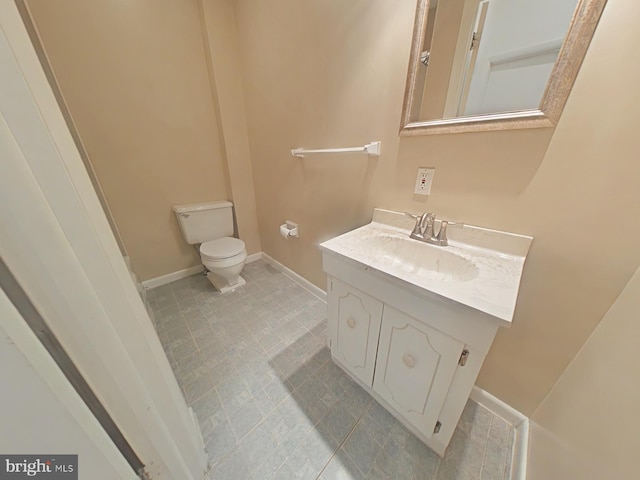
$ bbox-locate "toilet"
[173,201,247,293]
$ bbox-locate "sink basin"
[369,234,479,282]
[319,209,533,323]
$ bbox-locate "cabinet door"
[373,305,464,436]
[328,279,383,387]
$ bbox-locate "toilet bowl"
[200,236,247,293]
[173,200,247,293]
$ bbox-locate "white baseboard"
[142,265,204,290]
[245,252,263,264]
[470,386,528,480]
[261,253,327,302]
[143,252,262,290]
[470,386,526,426]
[141,252,327,302]
[511,417,529,480]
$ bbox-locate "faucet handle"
[404,212,422,237]
[435,220,464,246]
[440,220,463,228]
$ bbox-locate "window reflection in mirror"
[413,0,580,123]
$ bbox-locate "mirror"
[400,0,607,135]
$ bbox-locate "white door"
[463,0,579,115]
[373,306,464,436]
[0,286,138,480]
[328,279,383,387]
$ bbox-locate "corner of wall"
[197,0,262,255]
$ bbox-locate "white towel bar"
[291,141,381,158]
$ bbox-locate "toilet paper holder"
[280,221,299,238]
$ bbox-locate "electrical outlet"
[414,167,435,195]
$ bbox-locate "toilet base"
[206,271,246,293]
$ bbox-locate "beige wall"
[234,0,640,415]
[24,0,249,281]
[528,263,640,479]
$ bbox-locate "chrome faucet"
[405,212,462,246]
[407,212,436,240]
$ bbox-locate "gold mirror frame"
[400,0,608,136]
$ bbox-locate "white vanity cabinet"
[324,265,501,456]
[320,209,532,455]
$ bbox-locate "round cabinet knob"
[346,317,356,328]
[402,354,416,368]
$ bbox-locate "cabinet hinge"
[433,421,442,434]
[458,349,470,367]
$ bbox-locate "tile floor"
[148,260,514,480]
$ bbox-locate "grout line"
[313,402,373,480]
[479,413,495,479]
[505,426,514,480]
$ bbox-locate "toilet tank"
[173,201,234,245]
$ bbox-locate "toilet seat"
[200,237,245,261]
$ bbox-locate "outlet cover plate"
[414,167,435,195]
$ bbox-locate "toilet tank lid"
[173,201,233,214]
